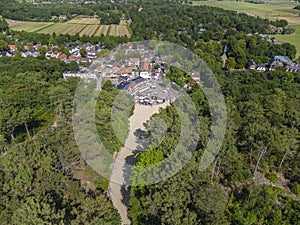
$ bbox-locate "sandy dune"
[108,102,169,225]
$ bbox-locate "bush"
[266,171,278,183]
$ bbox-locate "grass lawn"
[271,25,300,58]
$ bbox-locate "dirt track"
[108,102,169,225]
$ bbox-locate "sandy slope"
[108,102,169,225]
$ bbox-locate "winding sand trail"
[108,102,169,225]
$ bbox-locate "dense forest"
[129,66,300,225]
[0,0,299,224]
[0,0,125,24]
[0,57,121,224]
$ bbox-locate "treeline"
[2,30,130,49]
[0,0,126,24]
[130,4,272,41]
[0,56,121,224]
[128,67,300,225]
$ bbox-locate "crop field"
[9,22,54,32]
[37,23,86,35]
[109,24,131,37]
[94,25,110,36]
[6,15,131,37]
[66,16,100,25]
[117,25,131,37]
[120,20,130,26]
[109,24,118,36]
[193,1,300,57]
[79,25,99,36]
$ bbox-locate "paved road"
[108,102,169,225]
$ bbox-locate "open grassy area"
[37,23,86,35]
[193,1,300,57]
[66,16,100,25]
[8,21,54,32]
[193,1,300,24]
[117,25,131,37]
[5,15,131,37]
[94,25,110,36]
[271,24,300,58]
[79,25,99,36]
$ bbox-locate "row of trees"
[0,0,126,24]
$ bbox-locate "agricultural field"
[37,23,86,35]
[109,24,118,36]
[117,25,131,37]
[109,24,131,37]
[5,15,131,37]
[79,25,99,36]
[8,21,54,32]
[66,16,100,25]
[94,25,110,36]
[193,1,300,57]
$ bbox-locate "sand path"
[108,102,169,225]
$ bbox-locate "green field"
[37,23,86,35]
[79,25,99,36]
[271,25,300,58]
[94,25,110,36]
[66,16,100,25]
[7,16,131,37]
[9,22,54,32]
[193,1,300,57]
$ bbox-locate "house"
[8,45,16,52]
[191,71,200,84]
[46,50,59,58]
[139,71,151,79]
[256,64,268,72]
[273,56,293,66]
[69,46,79,54]
[87,50,97,59]
[246,59,257,70]
[139,61,151,72]
[59,15,68,20]
[0,51,12,57]
[23,45,30,51]
[269,59,284,71]
[81,43,94,51]
[128,58,140,67]
[286,64,300,72]
[137,44,145,51]
[56,53,67,60]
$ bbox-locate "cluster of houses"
[0,42,103,64]
[63,43,167,84]
[246,55,300,72]
[50,15,68,21]
[46,43,102,63]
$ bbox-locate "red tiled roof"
[8,45,16,51]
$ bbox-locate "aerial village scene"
[63,42,185,106]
